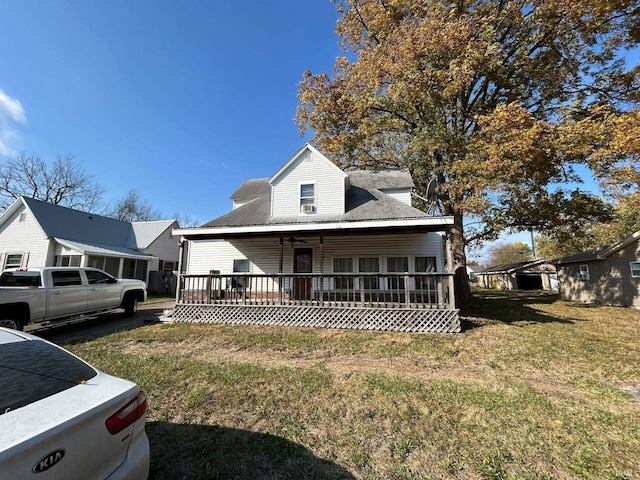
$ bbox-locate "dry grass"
[62,290,640,479]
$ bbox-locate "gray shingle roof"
[20,197,174,251]
[203,170,429,228]
[347,169,414,190]
[230,178,271,202]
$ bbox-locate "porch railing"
[178,273,455,309]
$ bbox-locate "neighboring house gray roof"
[131,220,177,249]
[553,229,640,265]
[480,260,549,274]
[7,197,174,255]
[204,170,428,228]
[54,238,154,260]
[22,197,135,247]
[552,249,601,265]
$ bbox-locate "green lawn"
[62,290,640,479]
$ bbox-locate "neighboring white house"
[0,196,179,292]
[172,143,459,333]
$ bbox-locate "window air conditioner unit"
[301,204,315,213]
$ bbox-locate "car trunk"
[0,375,142,479]
[0,336,144,480]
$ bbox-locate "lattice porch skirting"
[172,304,461,333]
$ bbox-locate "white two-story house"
[173,144,459,333]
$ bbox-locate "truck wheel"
[0,318,23,331]
[124,295,139,316]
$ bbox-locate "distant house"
[553,230,640,307]
[0,196,179,293]
[477,260,558,291]
[173,143,460,333]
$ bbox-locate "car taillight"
[106,390,147,435]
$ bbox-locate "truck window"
[86,270,115,285]
[51,270,83,287]
[0,271,42,287]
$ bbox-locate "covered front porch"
[173,223,461,333]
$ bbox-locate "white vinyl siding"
[142,222,179,272]
[271,150,345,216]
[0,204,49,268]
[186,232,444,276]
[380,189,412,206]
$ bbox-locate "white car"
[0,327,150,479]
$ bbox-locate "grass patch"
[62,290,640,479]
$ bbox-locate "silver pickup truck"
[0,267,147,330]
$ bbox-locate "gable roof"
[202,170,430,229]
[0,197,175,256]
[269,143,347,185]
[554,229,640,265]
[21,197,134,247]
[131,220,178,249]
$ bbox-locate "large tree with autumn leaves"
[296,0,640,300]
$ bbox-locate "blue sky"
[0,0,341,222]
[1,2,637,264]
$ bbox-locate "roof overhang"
[174,217,453,240]
[598,229,640,259]
[479,259,549,275]
[54,238,156,260]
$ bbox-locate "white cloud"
[0,88,27,157]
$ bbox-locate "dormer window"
[300,183,315,213]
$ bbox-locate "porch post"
[445,229,456,308]
[279,237,284,305]
[176,239,184,303]
[319,236,324,306]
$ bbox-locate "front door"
[293,248,312,300]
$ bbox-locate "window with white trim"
[415,256,437,290]
[387,256,408,289]
[4,253,24,269]
[359,257,380,289]
[630,262,640,278]
[333,257,354,289]
[54,255,81,267]
[300,183,315,213]
[233,259,250,273]
[579,265,590,280]
[231,259,250,290]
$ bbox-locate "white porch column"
[445,229,456,308]
[118,258,124,279]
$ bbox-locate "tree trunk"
[445,204,472,304]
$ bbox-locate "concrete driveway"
[25,300,175,342]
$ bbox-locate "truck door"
[46,270,88,319]
[84,269,120,310]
